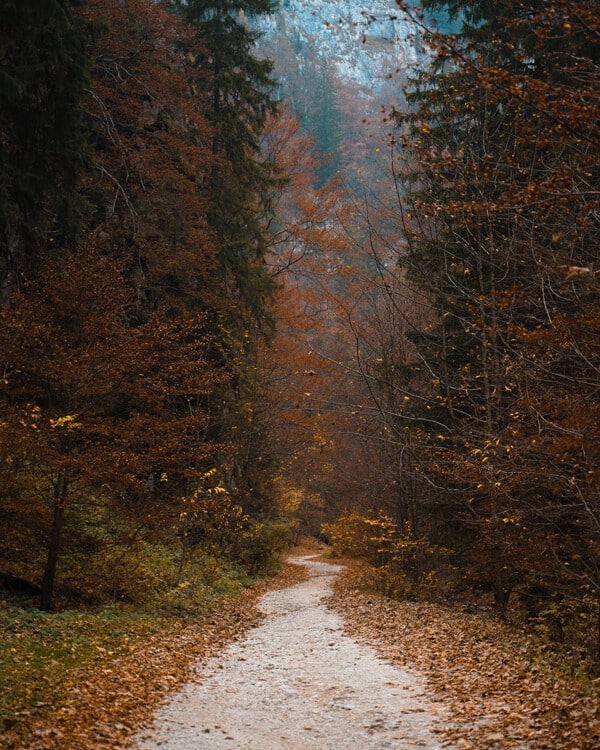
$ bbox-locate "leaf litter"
[3,551,599,750]
[327,561,600,750]
[1,561,308,750]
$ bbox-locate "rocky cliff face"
[255,0,426,95]
[253,1,429,183]
[250,0,427,181]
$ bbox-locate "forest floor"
[2,546,599,749]
[329,561,600,749]
[130,554,447,750]
[1,560,309,750]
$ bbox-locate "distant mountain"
[252,1,439,183]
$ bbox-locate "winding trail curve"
[131,556,449,749]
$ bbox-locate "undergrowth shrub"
[64,539,248,615]
[527,589,599,663]
[323,511,448,600]
[235,519,294,576]
[1,473,292,614]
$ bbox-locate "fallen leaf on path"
[2,562,309,750]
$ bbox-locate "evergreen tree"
[173,1,285,517]
[305,65,344,186]
[0,0,90,281]
[175,0,281,330]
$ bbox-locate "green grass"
[0,525,291,732]
[0,602,167,731]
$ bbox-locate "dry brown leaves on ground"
[1,562,308,750]
[328,561,600,750]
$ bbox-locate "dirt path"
[131,556,449,750]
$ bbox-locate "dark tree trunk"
[40,472,67,611]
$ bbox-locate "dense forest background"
[1,0,599,677]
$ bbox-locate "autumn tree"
[0,0,245,608]
[384,0,600,656]
[80,0,218,312]
[0,247,224,610]
[256,107,412,534]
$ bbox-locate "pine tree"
[305,65,344,186]
[173,1,286,517]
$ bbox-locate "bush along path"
[328,563,600,750]
[131,555,449,749]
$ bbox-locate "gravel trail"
[131,556,449,749]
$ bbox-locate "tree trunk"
[40,471,67,611]
[595,588,600,674]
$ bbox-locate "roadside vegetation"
[330,559,600,750]
[0,555,307,749]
